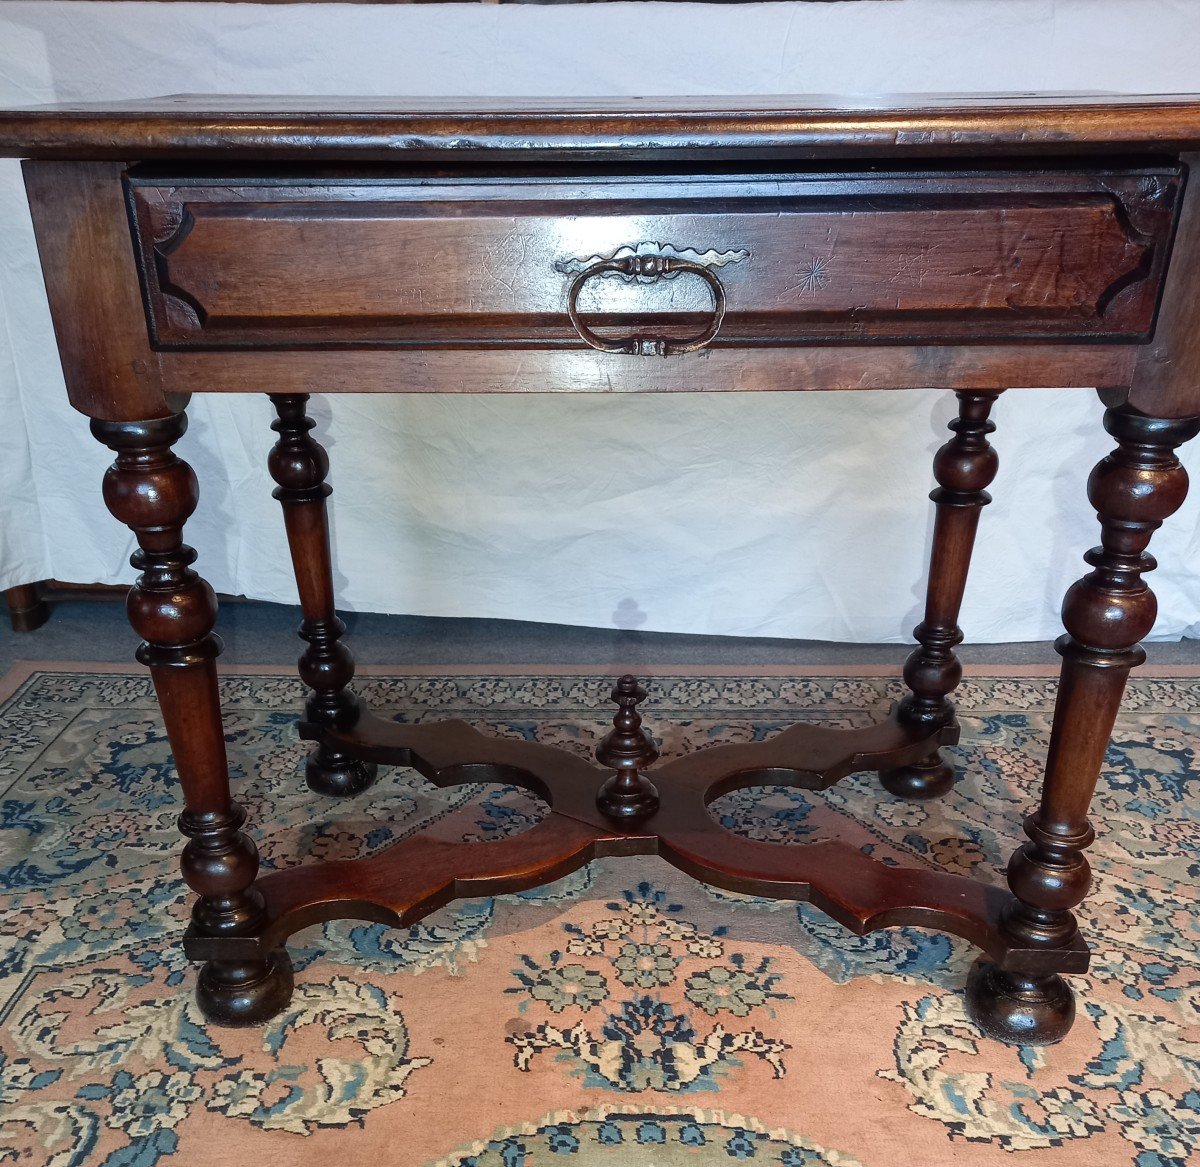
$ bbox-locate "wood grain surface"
[6,93,1200,161]
[129,166,1179,348]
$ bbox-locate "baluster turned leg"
[267,394,377,796]
[966,401,1200,1044]
[881,390,1003,799]
[92,412,293,1025]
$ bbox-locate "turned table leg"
[267,394,377,796]
[881,390,1003,799]
[966,400,1200,1044]
[92,411,293,1025]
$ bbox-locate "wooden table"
[3,95,1199,1046]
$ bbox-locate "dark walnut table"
[3,95,1199,1046]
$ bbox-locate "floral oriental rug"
[0,662,1197,1167]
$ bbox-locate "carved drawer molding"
[126,164,1182,350]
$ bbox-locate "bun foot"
[305,746,378,797]
[6,584,49,633]
[964,957,1076,1045]
[196,950,294,1027]
[879,750,955,800]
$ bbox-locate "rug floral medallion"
[0,666,1197,1166]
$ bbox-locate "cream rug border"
[4,656,1200,706]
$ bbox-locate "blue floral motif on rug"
[0,668,1197,1166]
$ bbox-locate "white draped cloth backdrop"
[3,0,1200,643]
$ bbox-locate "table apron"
[157,343,1137,396]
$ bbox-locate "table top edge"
[6,93,1200,160]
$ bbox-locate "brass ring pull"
[566,255,727,356]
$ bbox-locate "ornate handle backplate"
[558,243,747,357]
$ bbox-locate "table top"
[4,93,1200,161]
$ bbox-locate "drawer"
[126,164,1182,351]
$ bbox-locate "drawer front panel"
[127,167,1181,349]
